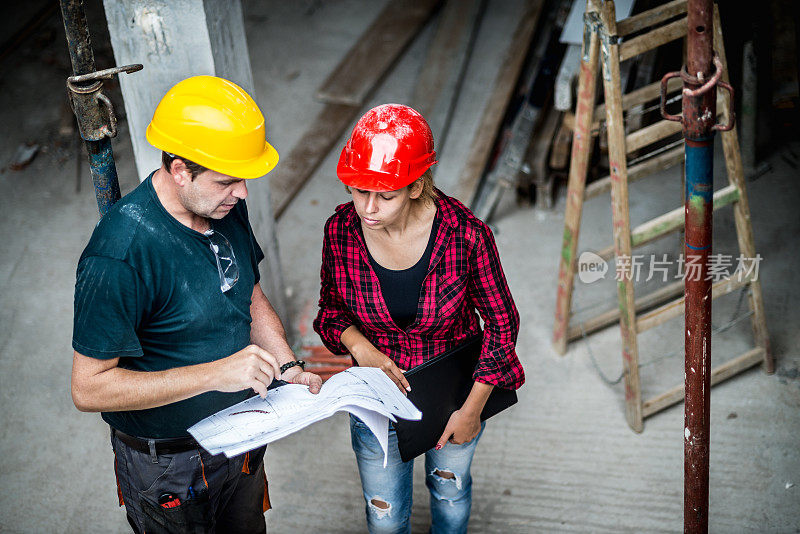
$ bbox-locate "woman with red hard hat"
[314,104,524,533]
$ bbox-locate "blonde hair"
[412,169,438,205]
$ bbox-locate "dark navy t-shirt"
[72,173,264,438]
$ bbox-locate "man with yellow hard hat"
[71,75,321,533]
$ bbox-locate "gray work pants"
[111,431,269,533]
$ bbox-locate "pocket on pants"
[137,450,212,533]
[140,490,212,534]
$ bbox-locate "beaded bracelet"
[280,360,306,374]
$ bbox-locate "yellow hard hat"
[146,75,279,179]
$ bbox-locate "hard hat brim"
[146,123,279,179]
[335,148,435,192]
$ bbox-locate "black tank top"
[367,216,439,330]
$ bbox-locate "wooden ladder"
[552,0,773,432]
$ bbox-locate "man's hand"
[436,409,481,449]
[352,343,410,394]
[210,344,282,398]
[283,370,323,394]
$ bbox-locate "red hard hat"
[336,104,437,191]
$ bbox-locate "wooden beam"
[272,0,443,217]
[552,1,600,356]
[596,0,644,432]
[714,5,773,373]
[452,0,546,206]
[411,0,482,149]
[642,347,764,417]
[636,271,754,333]
[616,0,687,37]
[567,280,684,341]
[316,0,441,105]
[619,17,687,62]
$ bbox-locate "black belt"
[112,428,200,456]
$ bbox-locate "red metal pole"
[683,1,716,532]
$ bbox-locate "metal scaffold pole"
[59,0,141,217]
[660,0,736,531]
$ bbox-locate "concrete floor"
[0,1,798,532]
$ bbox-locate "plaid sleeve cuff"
[313,314,354,355]
[472,342,525,390]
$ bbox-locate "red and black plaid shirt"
[313,192,524,390]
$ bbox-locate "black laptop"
[394,334,518,462]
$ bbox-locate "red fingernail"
[435,444,442,450]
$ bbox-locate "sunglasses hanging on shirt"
[204,228,239,292]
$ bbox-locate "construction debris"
[9,143,40,171]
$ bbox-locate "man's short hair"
[162,151,208,179]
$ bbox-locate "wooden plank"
[617,0,687,37]
[453,0,546,206]
[642,348,764,417]
[714,5,773,373]
[411,0,482,148]
[596,0,644,433]
[270,103,359,218]
[567,280,684,341]
[552,1,600,356]
[619,17,686,62]
[625,118,683,154]
[316,0,441,105]
[636,271,754,333]
[585,145,684,199]
[530,104,562,210]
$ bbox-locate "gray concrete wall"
[102,0,216,180]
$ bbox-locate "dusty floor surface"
[0,1,798,532]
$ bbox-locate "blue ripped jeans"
[350,415,485,534]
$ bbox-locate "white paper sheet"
[188,367,421,466]
[340,405,391,467]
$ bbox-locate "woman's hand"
[356,344,411,394]
[341,326,411,393]
[436,381,493,448]
[436,409,481,449]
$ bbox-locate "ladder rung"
[620,17,687,62]
[596,184,742,261]
[631,184,740,247]
[624,93,727,154]
[586,145,684,200]
[595,76,682,119]
[636,270,754,333]
[626,118,683,154]
[616,0,687,37]
[566,279,684,341]
[642,347,764,417]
